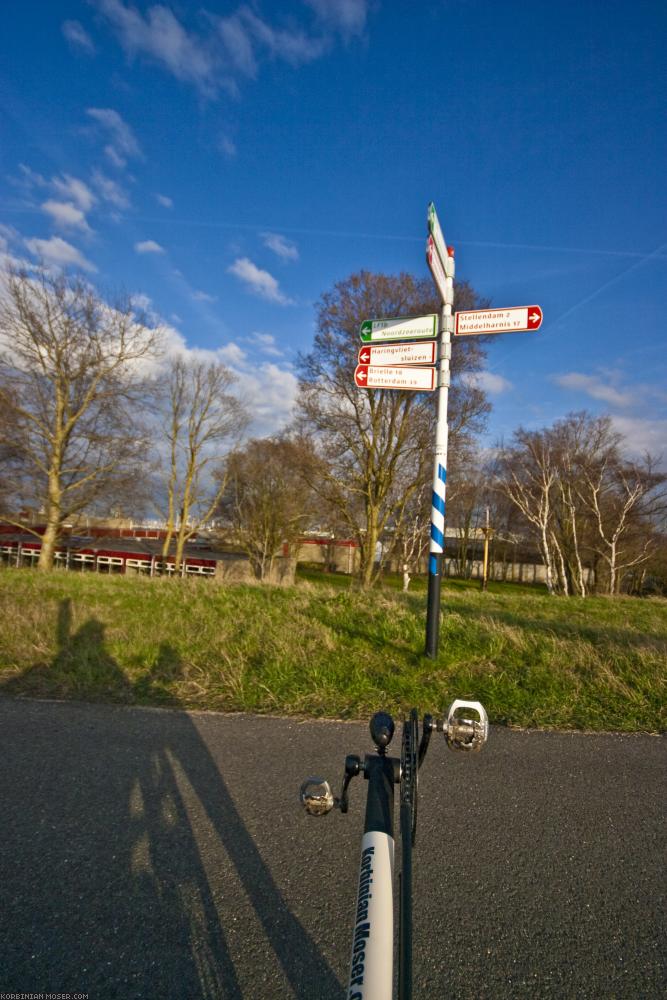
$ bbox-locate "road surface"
[0,699,664,998]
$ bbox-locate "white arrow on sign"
[454,305,543,336]
[358,342,437,366]
[355,364,436,391]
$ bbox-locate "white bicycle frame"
[348,830,394,999]
[301,701,489,1000]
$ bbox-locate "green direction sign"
[359,314,438,343]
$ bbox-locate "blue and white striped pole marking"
[429,463,447,576]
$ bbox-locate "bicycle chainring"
[400,708,419,846]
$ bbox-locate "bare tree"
[157,357,248,571]
[0,266,160,569]
[578,451,666,595]
[497,413,666,596]
[220,436,316,580]
[389,480,431,591]
[444,444,492,579]
[296,270,490,588]
[497,428,560,594]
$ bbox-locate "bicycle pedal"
[443,699,489,752]
[300,776,335,815]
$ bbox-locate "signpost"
[455,305,543,336]
[358,342,437,366]
[424,204,454,660]
[352,200,542,660]
[359,315,438,343]
[354,364,436,391]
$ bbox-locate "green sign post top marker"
[359,314,438,343]
[427,201,450,274]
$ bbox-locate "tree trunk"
[174,533,185,574]
[361,522,378,588]
[38,471,62,571]
[540,523,555,595]
[38,515,59,571]
[609,541,617,595]
[551,532,569,596]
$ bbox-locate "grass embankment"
[0,566,665,731]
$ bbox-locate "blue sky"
[1,0,665,453]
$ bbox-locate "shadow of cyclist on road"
[0,598,343,999]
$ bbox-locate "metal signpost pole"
[425,294,452,658]
[425,203,454,659]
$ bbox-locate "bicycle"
[300,700,489,1000]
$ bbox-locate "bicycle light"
[300,776,335,816]
[443,699,489,752]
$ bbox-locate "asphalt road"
[0,698,664,999]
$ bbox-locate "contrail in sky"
[547,241,667,328]
[2,202,665,261]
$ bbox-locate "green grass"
[0,565,665,732]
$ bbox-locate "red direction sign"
[454,305,543,336]
[354,364,436,391]
[358,342,437,366]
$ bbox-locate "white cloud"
[216,342,247,366]
[247,332,284,357]
[305,0,368,36]
[463,371,512,394]
[156,193,173,208]
[152,327,295,435]
[261,231,298,261]
[236,362,298,435]
[236,9,326,65]
[218,134,237,158]
[17,168,97,215]
[130,292,152,311]
[62,19,96,54]
[97,0,219,95]
[227,257,293,305]
[217,13,257,77]
[134,240,165,255]
[86,107,142,165]
[0,224,21,252]
[24,236,96,272]
[91,170,130,210]
[554,372,633,407]
[610,416,667,460]
[104,145,127,169]
[51,175,96,212]
[99,0,367,98]
[0,226,28,273]
[41,200,91,232]
[17,164,46,188]
[191,289,217,303]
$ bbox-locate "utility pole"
[480,506,494,591]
